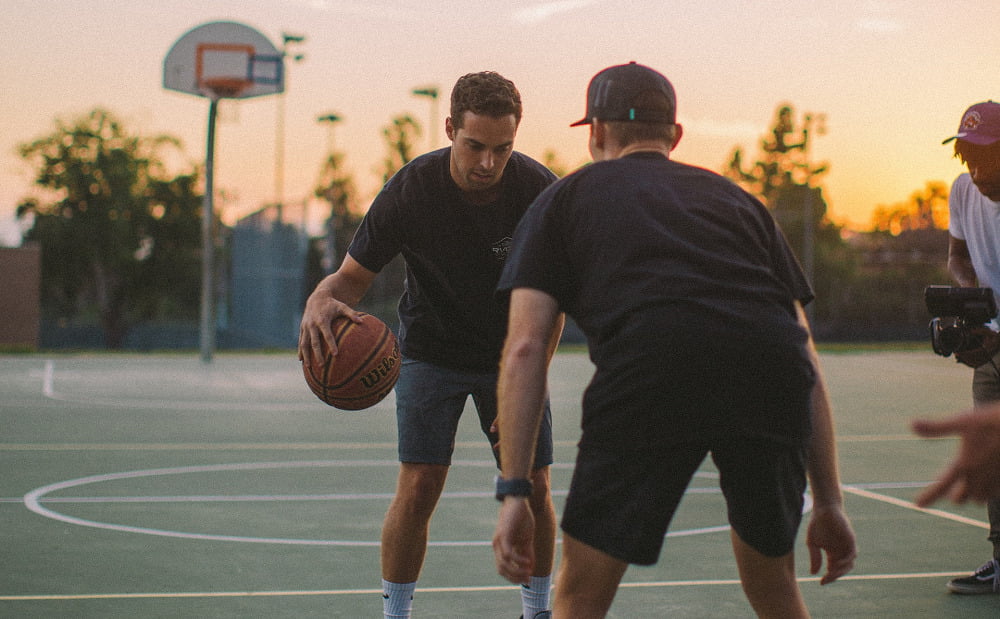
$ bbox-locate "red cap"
[942,101,1000,145]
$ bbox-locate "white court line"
[42,359,54,398]
[21,462,725,547]
[22,362,965,443]
[0,441,581,451]
[838,434,953,443]
[4,439,949,451]
[0,572,974,602]
[843,485,989,529]
[0,482,919,505]
[34,359,311,411]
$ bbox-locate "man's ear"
[670,123,684,151]
[591,121,607,150]
[445,116,455,141]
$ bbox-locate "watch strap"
[495,476,533,501]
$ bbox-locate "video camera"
[925,286,998,357]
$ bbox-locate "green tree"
[859,181,951,336]
[16,108,203,348]
[379,114,421,184]
[723,103,856,332]
[541,149,572,178]
[354,114,424,327]
[314,151,360,275]
[723,103,836,258]
[725,104,829,205]
[871,181,949,235]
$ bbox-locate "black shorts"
[560,436,808,565]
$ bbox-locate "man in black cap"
[491,62,856,618]
[923,100,1000,595]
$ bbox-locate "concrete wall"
[0,245,41,350]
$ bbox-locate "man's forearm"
[948,236,978,287]
[797,303,844,507]
[496,289,561,479]
[948,259,978,287]
[497,344,549,478]
[806,361,844,508]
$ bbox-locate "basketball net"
[200,77,251,100]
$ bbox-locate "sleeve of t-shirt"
[761,202,815,306]
[498,183,573,306]
[347,184,405,274]
[949,174,969,241]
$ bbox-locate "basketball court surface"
[3,349,1000,617]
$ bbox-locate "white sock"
[521,574,552,618]
[382,579,415,618]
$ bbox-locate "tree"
[725,104,829,205]
[541,149,575,178]
[723,103,856,332]
[871,181,949,235]
[314,151,360,275]
[379,114,421,184]
[724,103,835,258]
[353,114,424,327]
[16,108,203,348]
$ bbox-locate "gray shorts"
[394,356,554,468]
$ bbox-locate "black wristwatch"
[495,476,534,501]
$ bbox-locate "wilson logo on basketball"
[360,346,400,388]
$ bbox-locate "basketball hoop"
[163,21,286,363]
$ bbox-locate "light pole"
[275,32,306,220]
[317,112,343,274]
[412,86,439,150]
[317,112,342,155]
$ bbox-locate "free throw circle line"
[23,461,728,546]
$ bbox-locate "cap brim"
[942,131,1000,146]
[569,117,591,127]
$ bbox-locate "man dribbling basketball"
[299,71,561,619]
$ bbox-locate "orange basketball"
[303,313,400,410]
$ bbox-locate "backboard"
[163,21,284,100]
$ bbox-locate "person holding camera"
[936,100,1000,594]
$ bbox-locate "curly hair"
[954,139,1000,166]
[450,71,522,130]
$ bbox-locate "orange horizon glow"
[2,1,994,245]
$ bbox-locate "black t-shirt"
[499,152,815,443]
[349,147,557,371]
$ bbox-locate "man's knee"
[392,463,448,516]
[555,534,627,613]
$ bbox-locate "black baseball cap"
[570,61,677,127]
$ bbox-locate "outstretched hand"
[913,405,1000,506]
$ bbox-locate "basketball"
[303,313,400,410]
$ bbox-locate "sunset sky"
[3,0,998,245]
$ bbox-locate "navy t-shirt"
[350,147,557,372]
[499,152,816,444]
